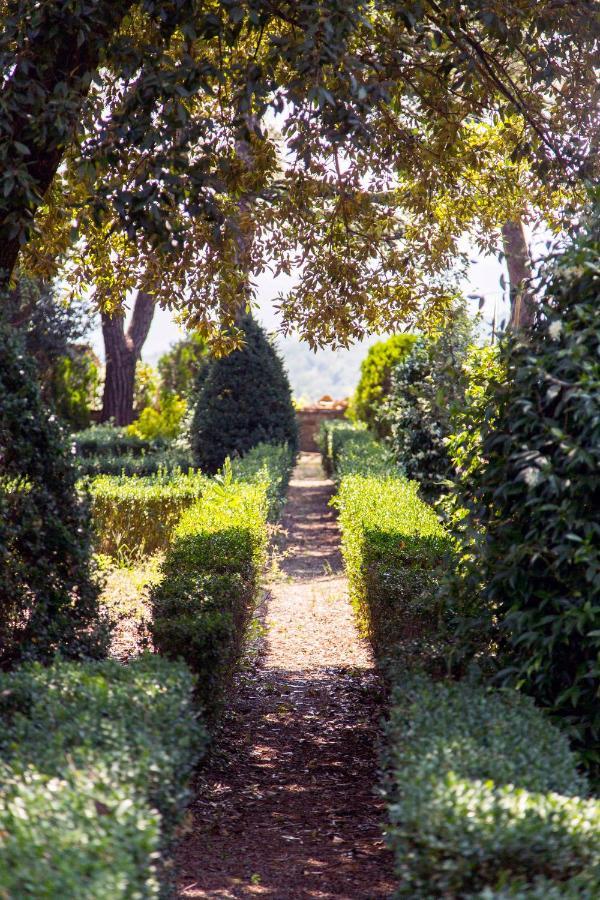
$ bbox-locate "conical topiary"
[191,316,298,473]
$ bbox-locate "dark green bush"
[74,423,162,458]
[151,480,269,716]
[383,675,598,898]
[191,315,298,474]
[0,655,204,897]
[0,318,107,668]
[383,306,473,499]
[440,229,600,768]
[334,474,450,663]
[318,420,396,480]
[351,334,416,437]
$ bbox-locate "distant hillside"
[273,335,384,403]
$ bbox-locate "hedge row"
[318,419,396,480]
[383,676,599,898]
[151,479,269,717]
[334,473,449,663]
[73,424,193,477]
[0,655,204,898]
[86,469,208,558]
[330,436,600,897]
[229,441,295,521]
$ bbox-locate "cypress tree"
[191,316,298,474]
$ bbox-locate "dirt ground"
[177,453,394,899]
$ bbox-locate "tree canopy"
[2,1,599,344]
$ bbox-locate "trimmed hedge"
[74,424,160,458]
[151,479,269,716]
[0,655,204,897]
[73,424,193,477]
[334,473,449,662]
[229,441,295,521]
[383,675,599,898]
[87,469,208,557]
[318,420,396,481]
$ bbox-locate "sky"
[90,247,509,400]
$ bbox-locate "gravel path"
[177,453,394,899]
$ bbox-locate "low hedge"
[318,420,396,480]
[229,441,295,521]
[73,424,162,458]
[76,449,194,478]
[87,469,208,558]
[383,675,599,897]
[0,655,204,898]
[151,479,269,716]
[334,474,450,663]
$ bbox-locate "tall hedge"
[0,319,107,667]
[442,226,600,767]
[352,334,415,437]
[191,316,298,474]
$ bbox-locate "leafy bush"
[334,474,450,663]
[151,480,269,716]
[158,332,207,398]
[0,655,204,897]
[229,442,295,521]
[73,423,193,477]
[87,469,208,558]
[0,318,107,668]
[383,306,473,498]
[318,420,396,480]
[439,231,600,768]
[75,448,194,478]
[191,315,298,474]
[351,334,416,437]
[74,423,161,458]
[382,675,598,898]
[127,393,187,442]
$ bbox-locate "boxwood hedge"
[318,419,396,481]
[334,473,450,663]
[86,469,208,558]
[151,480,269,716]
[383,676,599,898]
[0,655,204,898]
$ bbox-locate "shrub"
[382,675,599,898]
[0,318,107,668]
[229,442,295,521]
[158,332,207,399]
[73,423,193,477]
[441,228,600,768]
[334,474,450,663]
[352,334,416,437]
[87,469,208,558]
[318,420,396,480]
[75,448,194,477]
[191,315,298,474]
[383,305,473,499]
[127,393,187,442]
[0,655,204,897]
[151,480,269,716]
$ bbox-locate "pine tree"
[191,316,298,474]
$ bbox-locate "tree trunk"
[502,218,535,331]
[100,291,155,426]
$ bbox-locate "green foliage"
[86,469,208,558]
[334,474,449,663]
[192,316,298,474]
[128,393,187,442]
[382,675,598,898]
[317,419,396,480]
[0,317,107,668]
[73,423,192,477]
[229,442,295,521]
[440,228,600,767]
[151,480,269,716]
[0,655,204,897]
[383,307,474,499]
[52,347,100,430]
[158,333,207,398]
[133,362,160,415]
[352,334,416,437]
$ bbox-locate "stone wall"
[296,407,347,453]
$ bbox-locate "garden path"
[177,452,394,899]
